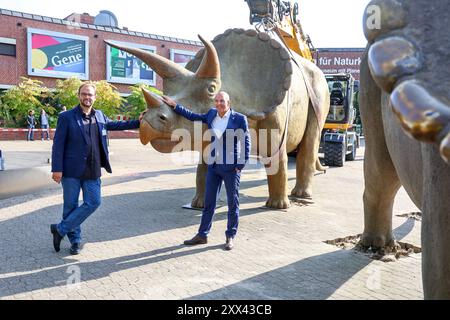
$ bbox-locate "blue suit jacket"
[174,105,250,171]
[51,106,140,178]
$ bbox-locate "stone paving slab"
[0,140,422,300]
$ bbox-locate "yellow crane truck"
[245,0,315,61]
[321,73,360,167]
[245,0,360,167]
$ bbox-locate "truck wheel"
[346,144,356,161]
[323,142,345,167]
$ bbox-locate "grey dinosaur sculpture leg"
[360,53,401,248]
[265,152,290,209]
[191,162,207,208]
[291,104,321,199]
[422,145,450,299]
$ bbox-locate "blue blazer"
[174,105,250,171]
[51,106,140,178]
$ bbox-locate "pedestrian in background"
[40,109,50,140]
[26,110,35,141]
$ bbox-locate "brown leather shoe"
[225,237,234,251]
[183,234,207,245]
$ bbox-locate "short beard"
[80,101,92,109]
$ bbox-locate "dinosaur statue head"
[363,0,450,164]
[105,35,221,153]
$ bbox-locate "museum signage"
[27,28,89,80]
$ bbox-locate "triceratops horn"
[195,35,221,79]
[142,89,163,108]
[105,40,188,79]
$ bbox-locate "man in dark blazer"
[50,82,142,255]
[162,91,250,250]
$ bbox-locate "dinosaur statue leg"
[291,104,321,199]
[191,162,207,208]
[265,152,290,209]
[258,114,290,209]
[422,145,450,299]
[360,52,401,248]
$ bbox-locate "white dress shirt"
[211,109,231,139]
[211,109,231,163]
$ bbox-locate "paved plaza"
[0,139,422,300]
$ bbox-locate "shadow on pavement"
[0,244,223,297]
[0,179,277,277]
[0,188,417,298]
[0,167,197,210]
[189,249,372,299]
[188,218,418,300]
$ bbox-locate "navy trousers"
[198,164,241,238]
[57,177,101,244]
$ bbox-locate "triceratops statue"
[106,28,329,209]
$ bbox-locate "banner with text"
[106,41,156,86]
[315,49,364,80]
[27,28,89,79]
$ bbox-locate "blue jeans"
[41,125,49,139]
[198,165,241,238]
[56,177,101,244]
[27,126,34,140]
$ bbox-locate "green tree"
[94,81,124,118]
[0,77,50,127]
[126,83,162,118]
[0,96,11,127]
[53,77,82,110]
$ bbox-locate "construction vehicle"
[320,73,360,167]
[245,0,315,61]
[245,1,360,167]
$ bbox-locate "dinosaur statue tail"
[316,158,328,173]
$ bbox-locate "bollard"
[0,150,4,171]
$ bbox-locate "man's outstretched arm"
[162,95,208,123]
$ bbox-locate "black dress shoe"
[183,235,207,245]
[50,224,63,252]
[70,243,82,255]
[225,237,234,251]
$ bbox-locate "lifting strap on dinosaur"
[249,25,326,172]
[273,26,325,130]
[248,1,325,128]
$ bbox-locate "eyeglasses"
[80,93,95,97]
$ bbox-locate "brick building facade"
[0,8,203,93]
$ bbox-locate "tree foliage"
[0,77,158,128]
[0,77,52,127]
[94,81,124,118]
[126,83,162,118]
[53,77,82,110]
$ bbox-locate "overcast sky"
[0,0,371,48]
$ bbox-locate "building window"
[0,43,16,57]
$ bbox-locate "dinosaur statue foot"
[191,195,205,209]
[360,232,395,249]
[265,196,290,209]
[290,186,312,200]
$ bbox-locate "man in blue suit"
[50,82,142,255]
[162,92,250,250]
